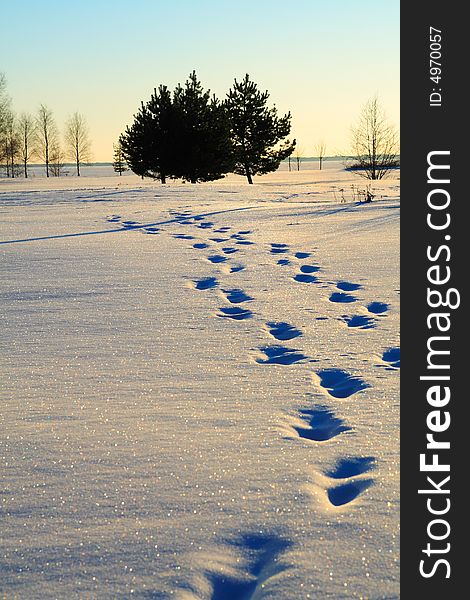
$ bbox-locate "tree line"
[0,73,92,178]
[118,72,296,184]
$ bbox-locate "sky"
[1,0,399,162]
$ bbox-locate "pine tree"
[172,71,233,183]
[120,85,177,183]
[113,140,127,175]
[120,72,233,184]
[225,74,295,184]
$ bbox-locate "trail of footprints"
[170,210,398,513]
[107,207,398,594]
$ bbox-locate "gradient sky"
[1,0,399,162]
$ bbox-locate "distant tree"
[49,142,67,177]
[17,113,36,178]
[0,73,12,175]
[65,112,92,176]
[294,145,304,171]
[3,110,20,178]
[113,140,128,175]
[225,74,295,184]
[315,140,327,170]
[120,85,176,182]
[350,97,399,180]
[172,71,233,183]
[36,104,58,177]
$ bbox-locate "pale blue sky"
[1,0,399,160]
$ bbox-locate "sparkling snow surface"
[1,164,399,599]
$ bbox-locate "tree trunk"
[76,147,80,176]
[319,157,323,170]
[161,173,166,184]
[245,165,253,185]
[24,159,28,178]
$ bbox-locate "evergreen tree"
[120,85,178,183]
[120,72,233,184]
[172,71,233,183]
[225,74,295,184]
[113,140,128,175]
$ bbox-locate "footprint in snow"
[256,345,307,365]
[294,273,319,284]
[329,292,357,303]
[381,347,400,369]
[217,307,253,320]
[222,289,253,304]
[270,243,289,254]
[208,255,228,264]
[266,322,302,341]
[194,277,218,290]
[336,281,362,292]
[341,315,376,329]
[327,479,374,507]
[292,406,351,441]
[367,301,389,315]
[316,368,369,398]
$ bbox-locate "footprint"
[295,252,311,259]
[197,222,214,229]
[210,237,230,243]
[277,259,290,266]
[222,289,253,304]
[208,255,228,264]
[222,247,239,255]
[341,315,376,329]
[142,227,160,235]
[329,292,357,303]
[256,345,307,365]
[327,479,374,507]
[206,534,290,600]
[382,347,400,368]
[266,322,302,341]
[367,301,389,315]
[300,265,320,274]
[316,368,369,398]
[214,227,231,232]
[229,264,246,273]
[193,242,209,249]
[236,240,254,246]
[238,230,252,235]
[270,243,289,255]
[173,234,195,240]
[194,277,218,290]
[217,307,253,320]
[294,274,319,284]
[325,456,375,479]
[336,281,362,292]
[293,406,351,441]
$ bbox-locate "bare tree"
[113,140,127,175]
[350,97,399,180]
[17,113,36,178]
[0,73,11,174]
[3,110,20,178]
[65,112,92,176]
[36,104,58,177]
[49,142,67,177]
[294,146,304,171]
[315,140,327,170]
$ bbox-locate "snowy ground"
[0,163,400,599]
